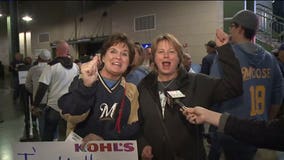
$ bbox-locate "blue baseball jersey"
[59,73,140,140]
[210,43,284,120]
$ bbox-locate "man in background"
[18,56,33,141]
[182,52,195,73]
[24,49,51,141]
[209,10,284,160]
[9,53,24,102]
[200,40,217,75]
[32,40,79,141]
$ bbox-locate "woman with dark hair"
[126,43,150,85]
[58,33,140,141]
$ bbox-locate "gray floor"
[0,75,24,160]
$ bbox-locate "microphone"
[167,91,199,125]
[166,90,187,111]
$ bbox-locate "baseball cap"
[232,10,259,31]
[205,40,216,48]
[39,49,51,61]
[279,43,284,51]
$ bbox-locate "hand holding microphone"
[181,107,202,124]
[181,106,222,126]
[166,90,199,124]
[166,90,221,125]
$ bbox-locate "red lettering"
[113,143,123,152]
[100,143,112,152]
[87,143,99,152]
[74,143,86,152]
[124,143,134,152]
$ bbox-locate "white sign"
[13,141,138,160]
[65,131,83,143]
[18,71,28,85]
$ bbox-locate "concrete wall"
[223,1,244,33]
[111,1,223,64]
[0,18,9,66]
[27,4,112,60]
[2,1,224,64]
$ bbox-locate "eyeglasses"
[230,23,236,28]
[230,23,239,29]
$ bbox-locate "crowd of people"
[2,9,284,160]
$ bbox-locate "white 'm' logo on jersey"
[99,103,118,120]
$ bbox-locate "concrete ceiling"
[0,1,117,22]
[24,1,115,19]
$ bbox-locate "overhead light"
[0,14,2,17]
[22,16,32,22]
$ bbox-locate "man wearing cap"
[209,10,284,160]
[24,49,51,141]
[200,40,217,75]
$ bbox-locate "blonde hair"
[151,33,184,69]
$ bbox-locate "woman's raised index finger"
[89,55,98,66]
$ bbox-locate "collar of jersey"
[98,72,122,93]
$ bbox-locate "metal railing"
[256,3,284,48]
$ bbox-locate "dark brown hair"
[100,33,135,67]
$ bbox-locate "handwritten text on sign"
[13,141,138,160]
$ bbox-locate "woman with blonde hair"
[137,30,243,160]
